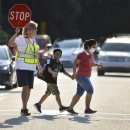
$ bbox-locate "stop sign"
[8,4,32,28]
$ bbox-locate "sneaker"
[34,103,42,113]
[59,106,69,112]
[67,108,78,115]
[84,108,97,114]
[20,109,31,116]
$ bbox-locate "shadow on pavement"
[68,115,92,124]
[32,113,99,124]
[0,116,29,128]
[32,115,58,121]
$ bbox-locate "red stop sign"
[8,4,32,28]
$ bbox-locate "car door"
[8,48,17,88]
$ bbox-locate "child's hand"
[71,74,76,80]
[38,69,43,76]
[97,64,103,69]
[70,75,75,80]
[68,75,74,80]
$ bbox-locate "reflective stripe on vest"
[16,38,39,64]
[18,52,38,59]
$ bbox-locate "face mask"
[90,48,96,53]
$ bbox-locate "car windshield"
[36,38,46,49]
[0,48,8,60]
[53,39,80,48]
[101,43,130,52]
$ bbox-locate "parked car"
[113,33,130,38]
[35,35,52,68]
[0,45,17,89]
[46,38,83,67]
[35,34,51,51]
[97,37,130,76]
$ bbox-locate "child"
[34,48,72,113]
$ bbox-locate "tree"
[0,27,9,45]
[78,0,130,40]
[32,0,81,41]
[2,0,130,42]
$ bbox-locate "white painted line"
[0,114,20,116]
[0,109,130,121]
[0,110,20,111]
[0,113,130,121]
[96,112,130,116]
[92,116,130,121]
[0,110,130,116]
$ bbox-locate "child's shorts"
[45,83,60,95]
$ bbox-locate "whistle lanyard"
[26,38,36,63]
[26,38,35,52]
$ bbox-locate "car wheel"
[97,70,105,76]
[13,82,18,88]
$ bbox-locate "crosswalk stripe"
[0,110,130,115]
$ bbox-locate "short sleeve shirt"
[44,58,65,83]
[76,51,94,77]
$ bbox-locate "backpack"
[37,58,52,82]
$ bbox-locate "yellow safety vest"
[16,38,39,64]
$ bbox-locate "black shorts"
[16,70,34,88]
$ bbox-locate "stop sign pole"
[8,4,32,28]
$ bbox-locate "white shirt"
[15,35,37,71]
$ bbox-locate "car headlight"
[0,65,10,71]
[3,66,8,70]
[73,50,79,55]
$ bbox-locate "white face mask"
[90,48,96,53]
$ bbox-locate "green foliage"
[0,27,9,45]
[47,0,81,39]
[2,0,130,41]
[32,0,81,40]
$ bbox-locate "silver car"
[0,45,17,89]
[97,37,130,76]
